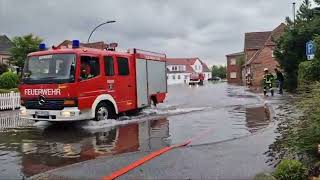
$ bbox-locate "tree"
[211,65,226,79]
[9,34,42,75]
[274,0,320,91]
[236,55,245,66]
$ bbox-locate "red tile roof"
[166,58,211,73]
[166,58,198,65]
[265,23,286,46]
[245,23,285,66]
[244,31,272,50]
[201,61,211,72]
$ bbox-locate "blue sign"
[306,40,315,60]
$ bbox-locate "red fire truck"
[19,40,167,122]
[189,73,204,85]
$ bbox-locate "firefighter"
[80,62,93,80]
[274,68,284,94]
[246,72,252,87]
[263,68,274,96]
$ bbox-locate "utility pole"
[293,2,296,24]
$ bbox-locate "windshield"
[22,54,76,84]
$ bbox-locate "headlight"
[20,107,27,116]
[61,111,71,117]
[61,111,76,117]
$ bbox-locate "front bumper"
[20,106,92,121]
[189,80,200,84]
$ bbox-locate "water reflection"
[0,84,272,178]
[0,113,170,178]
[229,105,270,134]
[245,106,270,133]
[0,111,34,132]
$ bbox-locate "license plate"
[35,111,49,116]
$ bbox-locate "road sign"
[306,40,315,60]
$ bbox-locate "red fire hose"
[102,128,214,180]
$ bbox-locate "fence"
[0,92,21,110]
[0,111,34,132]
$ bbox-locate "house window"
[172,75,176,80]
[178,75,181,79]
[230,72,237,79]
[172,66,179,71]
[230,58,236,65]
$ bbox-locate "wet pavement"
[0,82,279,179]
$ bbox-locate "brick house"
[166,58,211,85]
[0,35,13,65]
[242,23,285,88]
[226,52,244,84]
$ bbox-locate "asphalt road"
[0,82,287,179]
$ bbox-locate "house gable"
[249,46,279,87]
[191,59,203,73]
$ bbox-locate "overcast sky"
[0,0,302,66]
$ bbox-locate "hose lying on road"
[102,128,214,180]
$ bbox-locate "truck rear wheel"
[95,102,115,121]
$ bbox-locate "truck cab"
[19,41,167,122]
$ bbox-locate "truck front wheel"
[95,102,115,121]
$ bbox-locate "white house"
[166,58,211,85]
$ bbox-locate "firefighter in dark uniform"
[263,68,274,96]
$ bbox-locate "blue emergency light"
[72,40,80,48]
[39,43,46,50]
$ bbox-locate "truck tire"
[95,102,115,121]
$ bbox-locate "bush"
[298,60,320,86]
[0,63,8,75]
[0,71,19,89]
[273,159,307,180]
[0,88,19,94]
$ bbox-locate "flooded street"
[0,82,271,179]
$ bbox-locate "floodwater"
[0,82,270,179]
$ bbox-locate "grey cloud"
[0,0,302,65]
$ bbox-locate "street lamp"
[87,20,116,43]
